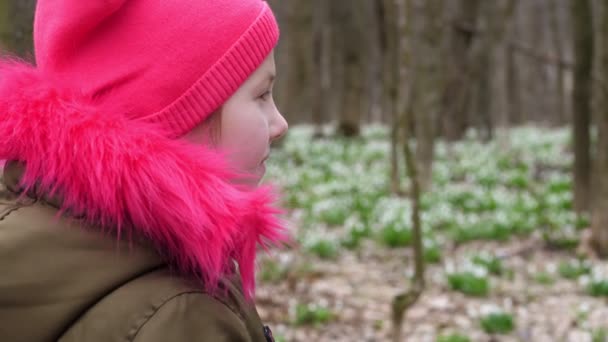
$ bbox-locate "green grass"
[558,260,591,279]
[379,224,412,248]
[480,312,515,334]
[436,333,471,342]
[588,280,608,297]
[592,328,608,342]
[533,272,556,285]
[472,254,504,276]
[294,303,334,326]
[424,244,443,263]
[307,240,339,260]
[260,259,288,283]
[447,272,490,297]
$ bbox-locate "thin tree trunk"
[392,1,425,340]
[279,1,313,125]
[591,0,608,257]
[440,0,481,141]
[571,0,594,213]
[268,0,289,123]
[335,0,364,137]
[475,50,493,140]
[528,0,550,123]
[380,0,402,193]
[549,0,568,125]
[472,0,517,141]
[506,27,523,126]
[414,0,442,192]
[312,0,331,137]
[365,0,384,123]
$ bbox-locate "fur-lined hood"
[0,60,288,299]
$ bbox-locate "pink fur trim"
[0,60,288,300]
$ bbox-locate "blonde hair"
[202,108,222,146]
[184,108,222,146]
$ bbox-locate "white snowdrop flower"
[435,234,448,245]
[495,211,508,225]
[578,275,591,287]
[545,262,557,274]
[592,265,608,279]
[423,238,436,248]
[480,303,502,316]
[318,298,329,308]
[445,260,456,274]
[466,304,480,318]
[578,302,591,313]
[470,264,489,278]
[344,215,360,229]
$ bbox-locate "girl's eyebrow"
[267,73,276,84]
[258,73,275,89]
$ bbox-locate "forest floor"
[256,230,608,342]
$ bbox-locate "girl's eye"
[259,90,271,101]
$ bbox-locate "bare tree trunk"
[414,0,442,192]
[334,0,364,137]
[549,0,568,125]
[379,0,402,193]
[591,0,608,257]
[571,0,594,213]
[471,0,518,141]
[528,0,550,124]
[506,25,523,126]
[363,0,383,123]
[475,52,493,140]
[392,1,425,340]
[268,0,289,121]
[312,0,331,137]
[330,13,345,127]
[440,0,481,141]
[274,1,313,125]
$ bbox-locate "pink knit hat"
[34,0,279,137]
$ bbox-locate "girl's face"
[185,52,288,186]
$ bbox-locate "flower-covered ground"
[256,125,608,342]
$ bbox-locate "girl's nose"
[270,108,288,142]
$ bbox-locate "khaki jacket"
[0,164,274,342]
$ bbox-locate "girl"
[0,0,288,341]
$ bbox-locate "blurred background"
[2,0,608,341]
